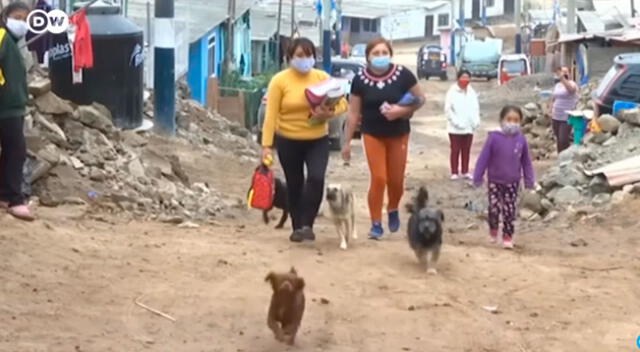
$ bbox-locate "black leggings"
[276,135,329,231]
[0,116,27,206]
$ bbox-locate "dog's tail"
[416,186,429,209]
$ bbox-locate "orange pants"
[363,133,410,222]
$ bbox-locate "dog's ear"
[405,203,414,214]
[289,267,297,275]
[294,277,305,291]
[438,210,444,222]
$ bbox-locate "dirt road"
[2,62,640,352]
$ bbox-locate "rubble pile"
[20,78,259,223]
[520,108,640,220]
[520,102,555,160]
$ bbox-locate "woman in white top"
[444,69,480,180]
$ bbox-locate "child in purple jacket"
[473,105,535,249]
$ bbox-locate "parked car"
[255,58,365,151]
[498,54,531,85]
[457,39,502,80]
[350,43,367,64]
[417,45,448,81]
[592,52,640,115]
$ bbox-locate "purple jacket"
[473,131,535,188]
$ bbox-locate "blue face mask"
[290,57,315,73]
[370,56,391,70]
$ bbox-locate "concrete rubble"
[15,78,259,223]
[520,106,640,218]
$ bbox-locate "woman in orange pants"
[342,38,425,239]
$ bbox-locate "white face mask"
[6,18,29,39]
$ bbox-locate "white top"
[444,84,481,134]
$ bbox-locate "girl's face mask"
[458,78,470,89]
[290,57,315,73]
[501,122,521,135]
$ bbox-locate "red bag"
[247,164,274,210]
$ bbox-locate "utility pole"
[336,0,342,57]
[631,0,636,17]
[515,0,522,53]
[291,0,295,37]
[481,0,487,25]
[225,0,236,74]
[276,0,283,69]
[154,0,176,136]
[322,0,332,74]
[566,0,576,33]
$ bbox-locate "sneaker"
[301,226,316,241]
[489,229,498,244]
[8,205,35,222]
[463,173,473,180]
[289,229,305,243]
[502,236,514,249]
[450,174,461,180]
[369,222,384,240]
[388,210,400,233]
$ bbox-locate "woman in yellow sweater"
[261,38,348,243]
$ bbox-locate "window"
[437,13,449,27]
[363,19,371,32]
[351,18,360,33]
[486,0,495,7]
[371,19,378,32]
[208,34,216,76]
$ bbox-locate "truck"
[456,38,503,80]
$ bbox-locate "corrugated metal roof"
[585,155,640,187]
[251,0,321,44]
[341,0,447,19]
[127,0,253,43]
[577,11,607,32]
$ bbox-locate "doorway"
[425,15,434,38]
[472,0,481,20]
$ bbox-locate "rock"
[616,122,635,138]
[30,159,53,183]
[34,92,74,115]
[158,179,178,201]
[541,198,554,210]
[588,175,610,195]
[36,144,62,165]
[591,193,611,207]
[602,136,618,146]
[69,156,85,170]
[89,168,107,182]
[631,183,640,195]
[597,114,621,133]
[543,210,559,222]
[570,239,589,247]
[62,197,88,206]
[519,208,537,220]
[128,158,146,179]
[177,221,200,229]
[556,164,588,188]
[119,130,147,147]
[618,107,640,126]
[591,132,612,145]
[611,190,628,204]
[34,113,67,142]
[554,186,582,205]
[520,191,543,214]
[28,78,52,97]
[75,105,114,134]
[169,155,190,186]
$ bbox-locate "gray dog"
[325,184,357,250]
[406,186,444,274]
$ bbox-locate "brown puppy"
[265,267,305,345]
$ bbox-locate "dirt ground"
[2,54,640,352]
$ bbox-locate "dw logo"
[27,9,69,34]
[636,335,640,349]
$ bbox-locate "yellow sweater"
[261,68,348,147]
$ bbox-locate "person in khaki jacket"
[0,2,35,221]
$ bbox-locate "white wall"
[380,5,452,40]
[453,0,506,21]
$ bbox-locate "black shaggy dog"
[263,178,289,229]
[406,186,444,275]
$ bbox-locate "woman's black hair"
[286,37,317,60]
[499,105,524,122]
[1,1,30,28]
[457,69,471,80]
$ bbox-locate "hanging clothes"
[25,0,53,64]
[68,8,93,84]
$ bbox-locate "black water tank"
[49,1,144,129]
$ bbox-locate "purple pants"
[488,182,519,239]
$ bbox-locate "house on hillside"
[127,0,253,105]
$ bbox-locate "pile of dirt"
[18,78,259,223]
[520,108,640,220]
